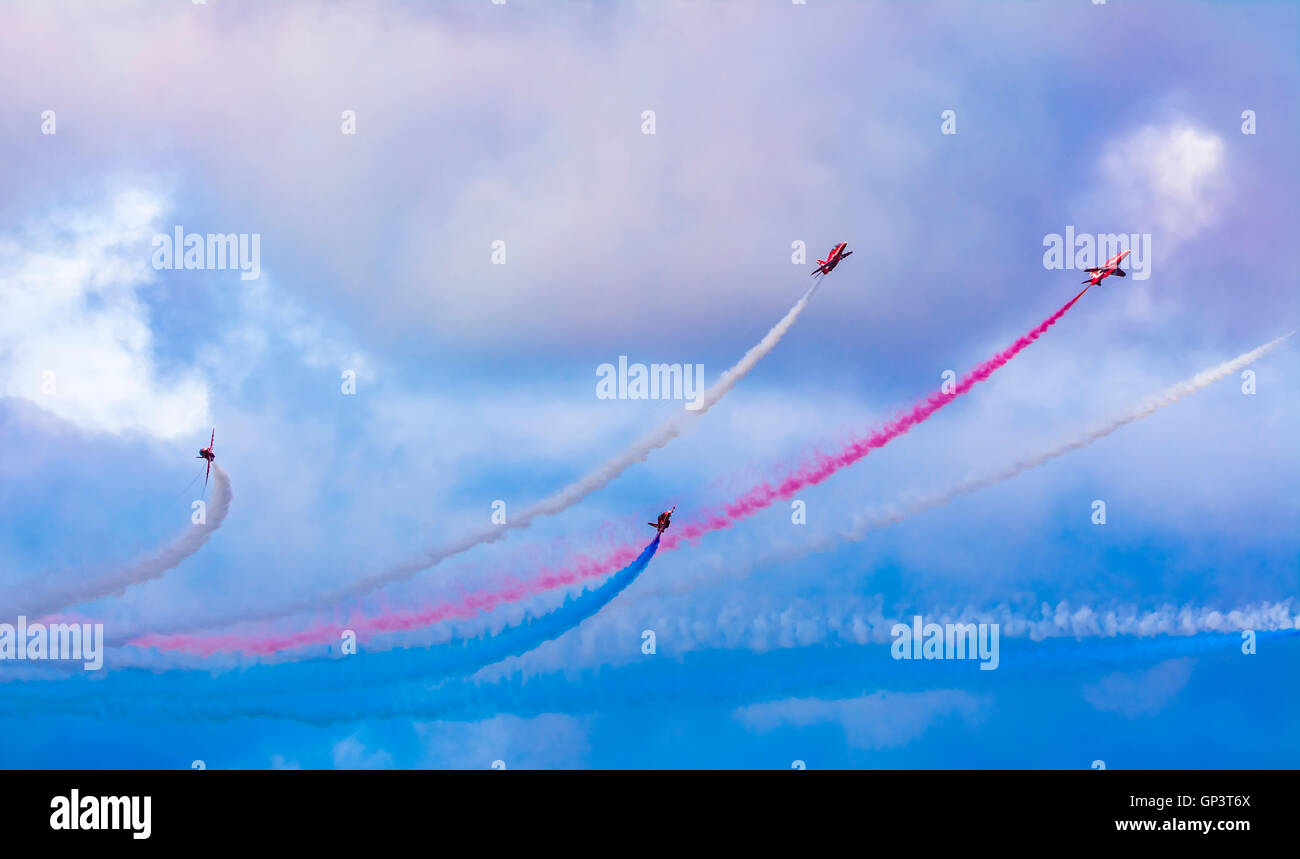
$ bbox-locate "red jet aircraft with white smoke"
[1081,249,1131,285]
[811,242,852,277]
[196,429,216,491]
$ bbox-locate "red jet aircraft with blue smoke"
[648,505,676,535]
[196,429,216,491]
[811,242,852,277]
[1081,249,1131,285]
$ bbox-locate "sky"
[0,0,1297,769]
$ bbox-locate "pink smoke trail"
[130,542,647,657]
[667,285,1090,543]
[136,288,1088,657]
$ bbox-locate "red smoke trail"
[136,288,1088,657]
[131,543,646,657]
[666,285,1090,544]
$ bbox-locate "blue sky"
[0,0,1296,768]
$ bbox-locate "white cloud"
[0,190,210,440]
[734,689,984,751]
[1099,122,1228,245]
[414,714,590,769]
[330,733,394,770]
[1083,657,1195,718]
[269,753,300,770]
[198,275,373,396]
[0,1,943,348]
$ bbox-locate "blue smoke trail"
[0,537,662,713]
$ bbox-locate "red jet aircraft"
[811,242,852,277]
[648,505,676,535]
[1081,249,1131,285]
[196,429,216,491]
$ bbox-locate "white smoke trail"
[618,597,1300,655]
[12,599,1289,724]
[347,283,825,584]
[109,284,823,640]
[427,589,1300,680]
[1,465,233,619]
[831,331,1295,544]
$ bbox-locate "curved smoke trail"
[13,537,661,712]
[0,465,232,619]
[111,284,822,643]
[134,540,649,656]
[138,288,1086,657]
